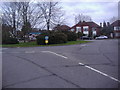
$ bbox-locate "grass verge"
[1,40,90,48]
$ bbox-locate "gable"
[71,21,100,29]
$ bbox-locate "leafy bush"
[36,31,67,45]
[2,24,19,44]
[49,33,67,44]
[61,30,77,41]
[2,37,19,44]
[36,35,45,45]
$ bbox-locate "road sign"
[45,36,49,40]
[45,40,48,44]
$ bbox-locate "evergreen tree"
[103,21,106,27]
[21,22,32,42]
[101,21,113,37]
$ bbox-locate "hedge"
[2,37,19,44]
[36,31,67,45]
[61,30,77,41]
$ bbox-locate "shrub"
[36,31,67,45]
[2,37,19,44]
[49,33,67,44]
[36,35,45,45]
[2,25,19,44]
[77,32,83,38]
[61,30,77,41]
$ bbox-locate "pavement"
[2,39,119,88]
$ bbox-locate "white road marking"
[79,62,120,83]
[41,51,68,59]
[80,44,86,47]
[9,52,20,53]
[0,48,8,50]
[25,51,35,53]
[0,48,8,53]
[2,52,20,54]
[41,51,119,83]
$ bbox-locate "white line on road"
[0,48,8,50]
[79,62,120,83]
[80,44,86,47]
[25,51,35,53]
[40,50,120,83]
[41,51,68,59]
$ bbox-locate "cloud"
[60,0,119,2]
[60,2,118,26]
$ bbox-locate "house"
[111,20,120,38]
[53,24,70,31]
[70,21,101,37]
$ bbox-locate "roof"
[111,20,120,26]
[71,21,100,29]
[53,25,70,30]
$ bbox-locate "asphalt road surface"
[2,39,119,88]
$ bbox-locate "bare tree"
[109,16,118,24]
[2,0,64,35]
[2,1,44,35]
[37,1,65,30]
[2,2,20,36]
[27,3,44,28]
[75,13,92,24]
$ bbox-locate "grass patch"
[1,40,90,48]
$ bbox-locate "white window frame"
[76,27,81,33]
[71,29,75,32]
[114,26,120,31]
[92,28,97,36]
[92,27,96,31]
[71,28,75,32]
[83,26,89,31]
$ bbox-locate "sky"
[0,0,119,28]
[59,1,118,27]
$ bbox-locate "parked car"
[95,35,108,40]
[81,36,92,40]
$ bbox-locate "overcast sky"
[0,0,119,28]
[59,1,118,27]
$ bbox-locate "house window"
[115,32,120,37]
[76,27,81,33]
[93,31,96,36]
[114,26,120,31]
[92,27,96,31]
[83,26,89,35]
[92,28,96,36]
[71,29,75,32]
[83,26,89,31]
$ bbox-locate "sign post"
[45,36,49,45]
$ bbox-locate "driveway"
[2,39,119,88]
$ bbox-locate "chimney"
[100,23,102,27]
[107,22,110,26]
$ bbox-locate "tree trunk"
[47,22,50,30]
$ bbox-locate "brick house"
[111,20,120,38]
[70,21,101,37]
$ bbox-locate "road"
[2,39,119,88]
